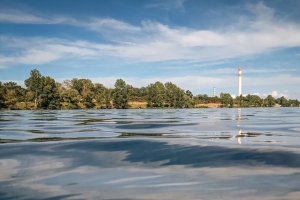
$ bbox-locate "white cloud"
[271,90,288,98]
[0,10,49,24]
[17,50,61,64]
[85,18,141,33]
[0,9,73,24]
[85,73,300,92]
[0,56,15,68]
[146,0,186,11]
[1,2,300,65]
[0,37,99,65]
[1,2,300,72]
[200,67,297,75]
[271,91,279,97]
[244,74,300,86]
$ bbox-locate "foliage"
[146,81,166,108]
[94,83,112,108]
[264,95,275,107]
[62,89,80,109]
[1,69,300,110]
[165,82,185,108]
[235,94,263,107]
[39,76,61,109]
[25,69,42,108]
[220,93,233,108]
[113,79,129,109]
[276,96,289,107]
[0,81,4,108]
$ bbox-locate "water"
[0,108,300,199]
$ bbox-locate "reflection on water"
[237,129,242,145]
[0,108,300,144]
[0,108,300,199]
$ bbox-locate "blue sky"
[1,0,300,99]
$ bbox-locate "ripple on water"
[0,108,299,146]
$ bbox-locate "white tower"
[238,68,242,96]
[213,87,216,97]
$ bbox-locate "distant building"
[213,87,216,97]
[238,68,242,96]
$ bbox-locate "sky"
[0,0,300,99]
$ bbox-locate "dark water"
[0,108,300,199]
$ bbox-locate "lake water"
[0,108,300,199]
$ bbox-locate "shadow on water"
[1,139,300,169]
[0,193,80,200]
[115,123,198,129]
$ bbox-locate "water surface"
[0,108,300,199]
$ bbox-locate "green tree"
[288,99,300,107]
[25,69,42,109]
[250,95,263,107]
[165,82,186,108]
[72,78,94,106]
[94,84,112,109]
[104,88,113,109]
[4,89,18,109]
[220,93,233,108]
[146,81,166,108]
[39,76,61,109]
[183,94,195,108]
[113,79,129,109]
[194,94,209,104]
[185,90,193,99]
[0,81,4,108]
[1,82,27,109]
[264,95,275,107]
[277,96,289,107]
[25,91,35,109]
[62,89,80,109]
[56,82,65,100]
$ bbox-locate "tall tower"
[213,87,216,97]
[238,68,242,96]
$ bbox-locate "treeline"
[0,69,299,110]
[219,93,299,108]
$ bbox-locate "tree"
[146,81,165,108]
[264,95,275,107]
[1,82,27,109]
[250,95,263,107]
[4,89,18,109]
[39,76,61,109]
[70,78,95,107]
[165,82,186,108]
[104,88,113,109]
[0,81,4,108]
[183,93,195,108]
[289,99,300,107]
[94,84,112,109]
[25,91,35,109]
[194,94,209,104]
[113,79,128,109]
[62,89,80,109]
[185,90,193,99]
[220,93,233,108]
[25,69,42,109]
[277,96,289,107]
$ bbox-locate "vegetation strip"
[0,69,299,110]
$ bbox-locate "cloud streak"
[1,2,300,67]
